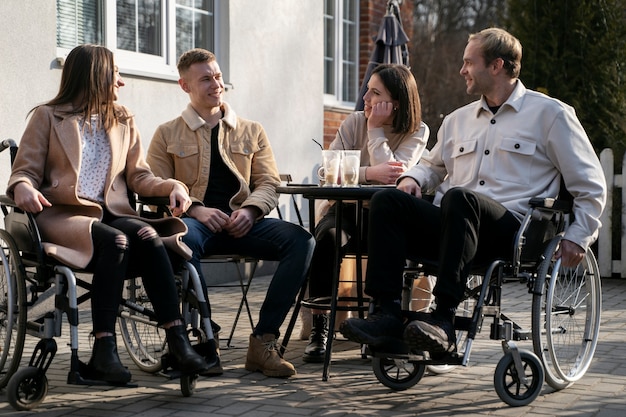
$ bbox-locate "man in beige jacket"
[147,48,315,378]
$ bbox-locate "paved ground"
[1,275,625,417]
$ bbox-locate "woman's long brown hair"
[35,44,121,131]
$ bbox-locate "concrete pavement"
[1,275,625,416]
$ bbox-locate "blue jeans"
[183,217,315,337]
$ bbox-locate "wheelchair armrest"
[136,196,172,218]
[528,197,572,213]
[137,196,170,207]
[0,195,47,264]
[0,194,18,208]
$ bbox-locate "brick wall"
[323,110,349,147]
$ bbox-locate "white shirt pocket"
[449,138,478,186]
[495,137,536,184]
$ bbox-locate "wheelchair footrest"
[370,349,464,367]
[159,367,185,380]
[69,361,138,387]
[426,352,464,366]
[362,336,411,355]
[160,340,220,379]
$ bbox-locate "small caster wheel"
[181,374,197,397]
[372,356,426,391]
[427,364,456,374]
[494,350,544,407]
[7,366,49,411]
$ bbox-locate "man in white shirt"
[339,27,606,354]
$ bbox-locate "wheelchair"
[365,194,602,407]
[0,140,218,411]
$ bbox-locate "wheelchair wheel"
[372,356,426,390]
[7,366,49,411]
[118,277,165,373]
[494,349,544,407]
[0,230,27,389]
[531,236,601,390]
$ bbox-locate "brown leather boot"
[244,334,296,378]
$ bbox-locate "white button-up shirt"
[403,81,606,250]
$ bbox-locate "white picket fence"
[598,148,624,278]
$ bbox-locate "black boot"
[86,336,132,384]
[166,325,210,375]
[202,331,223,376]
[303,314,329,363]
[191,333,223,377]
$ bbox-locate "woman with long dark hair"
[303,63,430,362]
[7,44,209,384]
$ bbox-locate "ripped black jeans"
[89,215,181,334]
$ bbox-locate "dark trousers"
[308,203,368,299]
[89,216,181,334]
[365,187,521,307]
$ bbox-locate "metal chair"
[199,254,258,348]
[276,174,304,226]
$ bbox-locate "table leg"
[308,199,315,234]
[355,200,365,320]
[322,201,343,381]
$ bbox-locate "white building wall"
[0,0,60,190]
[228,0,324,188]
[0,0,323,229]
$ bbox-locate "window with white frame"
[56,0,217,80]
[324,0,359,107]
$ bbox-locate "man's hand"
[169,183,192,217]
[187,205,231,233]
[224,207,260,238]
[13,182,52,213]
[396,177,422,198]
[555,239,585,268]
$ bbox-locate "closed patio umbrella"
[355,0,410,111]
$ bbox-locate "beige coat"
[7,104,190,269]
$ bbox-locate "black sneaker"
[403,314,456,354]
[339,312,404,348]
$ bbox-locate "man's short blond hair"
[177,48,217,77]
[469,28,522,78]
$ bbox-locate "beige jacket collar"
[181,102,238,131]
